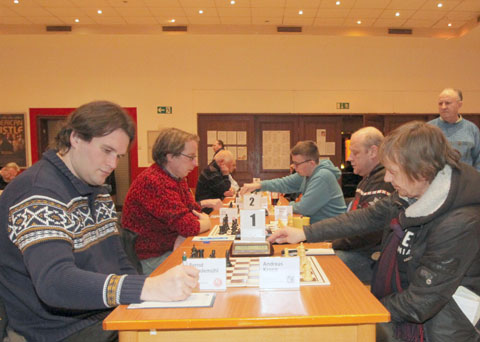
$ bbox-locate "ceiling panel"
[0,0,477,37]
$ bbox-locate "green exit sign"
[336,102,350,110]
[157,106,173,114]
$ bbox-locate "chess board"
[226,256,330,287]
[209,224,238,238]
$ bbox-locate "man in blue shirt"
[429,88,480,171]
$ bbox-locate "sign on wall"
[0,114,26,167]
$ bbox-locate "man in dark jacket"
[269,121,480,342]
[196,149,234,214]
[334,127,394,283]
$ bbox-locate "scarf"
[371,217,424,342]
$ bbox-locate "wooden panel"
[119,324,376,342]
[255,115,300,180]
[197,114,254,186]
[302,116,343,167]
[363,115,384,132]
[383,114,430,134]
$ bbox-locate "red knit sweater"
[122,164,201,260]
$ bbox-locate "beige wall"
[1,27,480,166]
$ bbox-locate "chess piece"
[209,249,216,258]
[229,201,233,208]
[199,249,204,258]
[225,250,232,267]
[283,248,289,257]
[231,219,238,235]
[220,215,229,235]
[191,244,198,258]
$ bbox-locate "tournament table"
[104,198,390,342]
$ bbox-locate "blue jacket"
[260,160,346,223]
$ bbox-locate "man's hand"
[193,209,211,233]
[140,264,199,302]
[239,182,261,195]
[267,227,306,244]
[200,199,222,211]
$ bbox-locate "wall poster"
[0,114,26,167]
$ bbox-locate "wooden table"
[104,236,390,342]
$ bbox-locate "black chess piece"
[199,249,204,258]
[231,219,238,235]
[209,249,216,258]
[191,244,198,258]
[229,201,233,208]
[225,250,232,267]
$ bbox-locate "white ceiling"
[1,0,479,37]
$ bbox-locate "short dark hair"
[216,140,224,148]
[290,141,320,163]
[152,128,199,166]
[55,101,135,152]
[379,121,460,182]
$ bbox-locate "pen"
[182,251,187,264]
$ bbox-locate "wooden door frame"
[29,107,139,183]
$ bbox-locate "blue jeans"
[335,249,375,283]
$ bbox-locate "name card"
[185,258,226,291]
[274,206,293,224]
[219,208,238,224]
[259,257,300,289]
[240,209,266,242]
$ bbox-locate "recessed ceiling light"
[357,20,362,25]
[437,3,443,8]
[298,10,303,15]
[75,18,79,23]
[395,12,400,17]
[97,9,102,14]
[230,0,235,4]
[336,1,341,5]
[448,23,452,27]
[199,9,204,14]
[170,19,176,23]
[13,0,19,3]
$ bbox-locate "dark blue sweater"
[0,150,146,342]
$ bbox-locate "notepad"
[452,286,480,326]
[127,293,216,309]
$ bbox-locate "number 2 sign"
[243,193,262,210]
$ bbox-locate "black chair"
[117,224,143,275]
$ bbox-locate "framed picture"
[0,114,26,167]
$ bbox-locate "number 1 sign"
[240,209,266,242]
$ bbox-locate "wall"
[1,27,480,167]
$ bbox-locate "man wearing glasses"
[122,128,220,275]
[240,140,346,223]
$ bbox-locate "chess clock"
[230,241,274,257]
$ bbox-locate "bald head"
[348,127,384,177]
[438,88,463,123]
[214,150,234,174]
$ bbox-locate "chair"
[117,223,143,275]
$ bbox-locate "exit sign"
[336,102,350,110]
[157,106,173,114]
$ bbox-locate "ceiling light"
[395,12,400,17]
[448,23,452,27]
[13,0,19,3]
[437,3,443,8]
[336,1,341,5]
[230,0,235,4]
[97,9,102,14]
[199,9,204,14]
[170,19,176,23]
[299,10,303,15]
[357,20,362,25]
[75,18,79,23]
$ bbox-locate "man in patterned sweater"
[0,102,199,342]
[333,127,394,283]
[122,128,220,275]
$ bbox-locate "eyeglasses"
[180,153,197,161]
[292,159,312,167]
